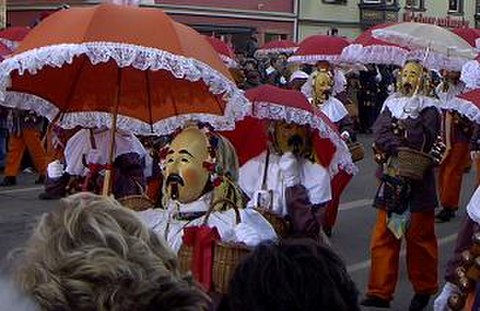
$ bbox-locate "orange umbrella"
[0,3,250,195]
[1,3,250,135]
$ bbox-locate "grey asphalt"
[0,134,476,311]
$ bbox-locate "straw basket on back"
[178,199,251,294]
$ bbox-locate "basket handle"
[202,198,241,226]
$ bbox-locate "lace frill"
[288,54,343,65]
[340,44,408,66]
[255,47,298,56]
[254,101,358,176]
[461,59,480,89]
[0,42,251,135]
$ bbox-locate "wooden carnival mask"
[399,61,424,97]
[164,127,211,204]
[312,69,334,107]
[271,120,311,157]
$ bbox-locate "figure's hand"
[278,152,300,187]
[340,131,350,141]
[433,282,459,311]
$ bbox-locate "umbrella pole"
[102,70,122,196]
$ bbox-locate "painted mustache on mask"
[288,134,304,155]
[166,174,184,200]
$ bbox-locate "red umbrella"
[288,35,350,64]
[454,89,480,124]
[341,23,408,66]
[0,26,30,50]
[204,36,237,68]
[256,39,298,56]
[221,84,356,176]
[451,28,480,49]
[0,42,12,61]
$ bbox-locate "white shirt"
[239,151,331,217]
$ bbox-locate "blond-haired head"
[14,192,209,311]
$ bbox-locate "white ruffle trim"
[4,91,246,135]
[219,54,238,69]
[442,96,480,125]
[407,49,471,72]
[372,28,477,60]
[341,44,408,66]
[255,47,298,56]
[0,42,251,134]
[461,59,480,89]
[288,54,342,65]
[381,94,440,120]
[254,101,358,176]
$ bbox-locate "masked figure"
[239,120,331,242]
[139,125,276,253]
[40,128,149,200]
[435,70,473,222]
[361,61,441,310]
[434,186,480,310]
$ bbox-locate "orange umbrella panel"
[0,3,249,135]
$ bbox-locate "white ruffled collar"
[315,96,349,123]
[381,93,440,120]
[166,191,212,213]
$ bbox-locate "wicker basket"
[348,142,365,162]
[177,199,251,293]
[254,208,289,238]
[117,195,155,211]
[395,147,433,180]
[212,241,250,293]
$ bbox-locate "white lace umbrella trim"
[341,44,408,66]
[288,54,343,65]
[253,101,358,176]
[0,42,251,135]
[442,96,480,125]
[255,47,298,56]
[407,49,471,72]
[461,59,480,89]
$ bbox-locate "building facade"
[298,0,478,41]
[6,0,296,51]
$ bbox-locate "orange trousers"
[367,210,438,301]
[438,142,470,210]
[4,128,47,177]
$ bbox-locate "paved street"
[0,134,476,310]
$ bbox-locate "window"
[448,0,464,13]
[405,0,425,10]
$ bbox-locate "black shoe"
[360,295,390,308]
[435,208,456,223]
[0,176,16,187]
[323,227,332,237]
[409,294,430,311]
[35,175,46,185]
[38,192,62,200]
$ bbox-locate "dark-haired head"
[223,239,360,311]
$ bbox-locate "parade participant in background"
[434,186,480,311]
[358,64,381,133]
[239,120,331,242]
[0,108,47,187]
[309,67,356,237]
[39,128,149,200]
[361,60,441,310]
[139,124,276,253]
[435,70,473,222]
[265,54,289,88]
